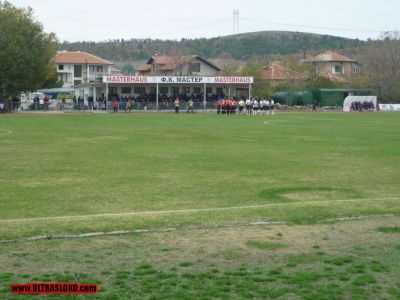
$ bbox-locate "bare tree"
[357,31,400,102]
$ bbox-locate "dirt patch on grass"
[0,216,399,274]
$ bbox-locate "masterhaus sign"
[103,76,253,84]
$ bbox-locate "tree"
[357,31,400,103]
[0,1,58,111]
[121,64,135,75]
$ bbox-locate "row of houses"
[53,50,361,102]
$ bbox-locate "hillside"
[59,31,365,62]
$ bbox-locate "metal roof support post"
[156,82,159,111]
[203,82,207,111]
[105,83,109,111]
[93,86,96,111]
[249,83,252,100]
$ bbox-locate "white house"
[54,51,114,102]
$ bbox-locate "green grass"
[0,255,396,299]
[1,112,400,298]
[377,226,400,233]
[246,240,287,250]
[1,112,399,239]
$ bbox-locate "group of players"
[216,98,276,115]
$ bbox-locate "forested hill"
[59,31,365,61]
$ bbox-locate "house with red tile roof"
[54,51,114,88]
[303,50,361,82]
[137,55,221,76]
[261,62,307,85]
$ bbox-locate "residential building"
[303,50,361,82]
[261,62,306,85]
[54,51,114,88]
[136,55,221,76]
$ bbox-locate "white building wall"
[57,63,110,88]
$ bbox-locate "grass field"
[1,111,400,299]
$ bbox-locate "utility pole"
[233,9,239,35]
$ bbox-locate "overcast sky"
[10,0,400,42]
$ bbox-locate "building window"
[134,87,146,95]
[182,87,190,94]
[58,65,64,70]
[97,66,103,72]
[74,65,82,77]
[206,87,213,94]
[216,87,224,94]
[121,87,131,94]
[193,87,201,94]
[189,63,200,73]
[159,87,169,94]
[352,65,361,73]
[171,87,179,94]
[150,87,156,94]
[333,65,343,74]
[58,73,72,84]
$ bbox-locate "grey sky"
[10,0,400,42]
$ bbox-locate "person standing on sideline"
[34,95,39,111]
[312,99,318,111]
[238,98,245,115]
[60,97,65,111]
[126,98,132,112]
[112,98,118,114]
[252,98,259,115]
[187,99,194,113]
[245,98,252,115]
[270,99,275,115]
[43,96,49,111]
[174,97,180,114]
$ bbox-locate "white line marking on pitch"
[1,197,399,223]
[264,121,273,125]
[0,129,12,136]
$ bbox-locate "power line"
[239,16,383,34]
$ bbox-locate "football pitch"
[1,112,400,299]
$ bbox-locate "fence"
[13,100,218,112]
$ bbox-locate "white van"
[20,92,45,110]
